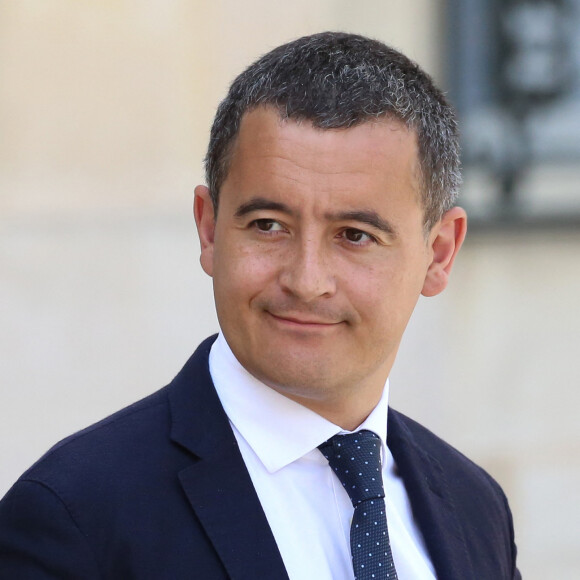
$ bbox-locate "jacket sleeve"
[0,479,101,579]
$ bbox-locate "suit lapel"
[388,409,476,580]
[168,337,289,580]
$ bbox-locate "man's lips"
[267,312,342,326]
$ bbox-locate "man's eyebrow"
[330,210,398,237]
[234,197,294,218]
[234,200,397,236]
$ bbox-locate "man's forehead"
[230,107,419,169]
[226,106,424,207]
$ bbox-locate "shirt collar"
[209,332,390,473]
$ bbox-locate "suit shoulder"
[11,338,218,498]
[19,387,172,490]
[389,408,506,496]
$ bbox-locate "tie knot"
[318,430,384,506]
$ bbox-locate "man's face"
[195,107,464,425]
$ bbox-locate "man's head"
[205,31,461,232]
[195,32,467,429]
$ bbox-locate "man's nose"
[278,238,337,302]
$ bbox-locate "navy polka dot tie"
[319,430,398,580]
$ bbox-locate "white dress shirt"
[209,333,436,580]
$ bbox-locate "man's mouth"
[267,312,342,327]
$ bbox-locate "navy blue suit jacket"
[0,336,520,579]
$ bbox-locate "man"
[0,32,520,579]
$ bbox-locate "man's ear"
[193,185,216,277]
[421,206,467,297]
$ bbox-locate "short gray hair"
[205,31,461,230]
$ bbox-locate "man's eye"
[342,229,374,244]
[252,219,284,232]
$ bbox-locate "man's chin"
[252,355,349,399]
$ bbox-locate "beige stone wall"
[1,2,579,578]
